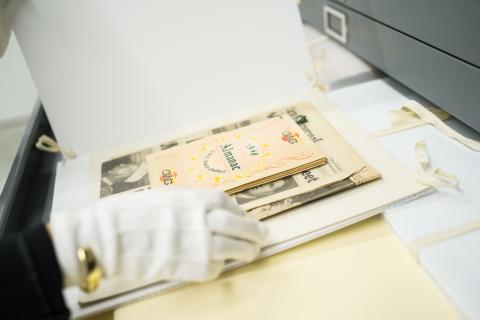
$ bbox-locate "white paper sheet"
[327,78,433,133]
[327,78,480,243]
[11,0,314,156]
[421,230,480,320]
[327,78,480,320]
[379,126,480,320]
[379,127,480,243]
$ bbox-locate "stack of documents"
[96,102,380,221]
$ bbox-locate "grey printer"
[300,0,480,132]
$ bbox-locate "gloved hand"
[50,188,268,287]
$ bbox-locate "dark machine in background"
[300,0,480,132]
[0,104,59,237]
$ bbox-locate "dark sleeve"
[0,225,70,320]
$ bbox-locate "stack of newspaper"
[96,102,381,220]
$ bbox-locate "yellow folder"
[114,216,459,320]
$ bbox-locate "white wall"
[0,33,37,191]
[0,33,37,122]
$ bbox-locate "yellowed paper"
[92,103,379,220]
[233,103,380,216]
[146,116,326,194]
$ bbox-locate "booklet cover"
[146,116,327,194]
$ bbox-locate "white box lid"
[11,0,314,156]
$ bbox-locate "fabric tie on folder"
[407,140,480,264]
[35,134,76,160]
[413,141,459,190]
[306,32,328,92]
[371,100,480,152]
[370,101,448,138]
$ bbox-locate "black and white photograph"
[100,150,152,198]
[233,176,299,205]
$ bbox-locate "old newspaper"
[92,102,380,219]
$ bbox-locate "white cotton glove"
[50,188,268,287]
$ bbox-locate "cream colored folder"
[74,91,431,312]
[114,216,459,320]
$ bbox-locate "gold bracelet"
[77,247,103,293]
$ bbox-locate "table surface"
[96,28,461,320]
[112,216,459,320]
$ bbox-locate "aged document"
[232,104,380,214]
[97,123,254,198]
[94,102,380,219]
[146,116,326,194]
